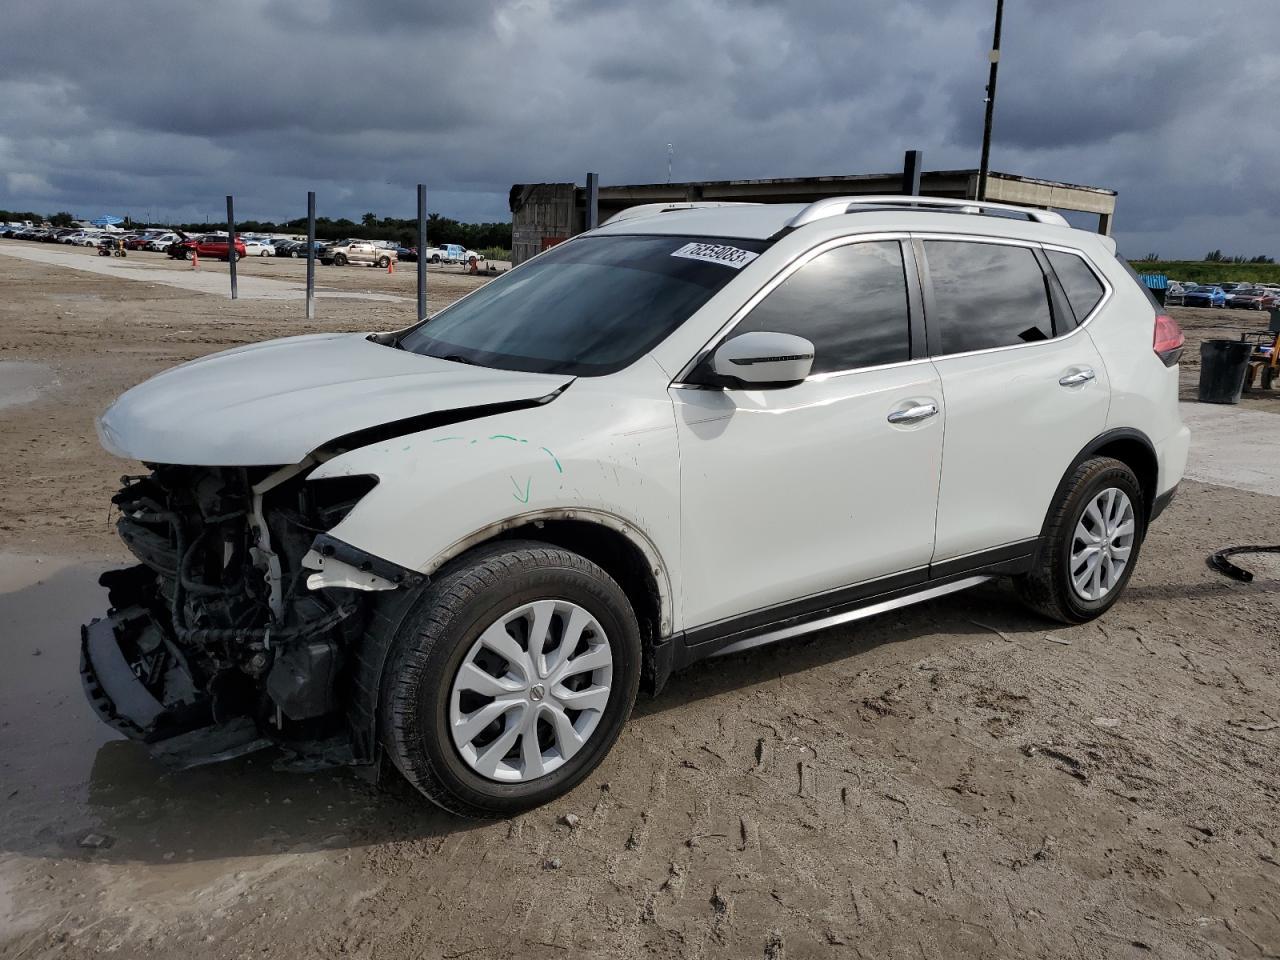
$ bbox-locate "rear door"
[918,236,1111,564]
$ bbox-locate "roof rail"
[785,195,1070,230]
[601,201,761,227]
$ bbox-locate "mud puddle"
[0,362,55,411]
[0,553,449,950]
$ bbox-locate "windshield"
[399,234,770,376]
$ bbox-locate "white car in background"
[146,233,180,252]
[242,240,275,257]
[84,195,1189,817]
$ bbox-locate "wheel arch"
[422,508,672,640]
[1055,428,1159,527]
[345,509,673,768]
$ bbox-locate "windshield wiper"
[367,331,405,350]
[441,354,476,366]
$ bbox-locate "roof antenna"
[666,143,674,183]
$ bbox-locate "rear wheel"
[381,542,641,818]
[376,256,391,268]
[333,253,347,266]
[1015,457,1145,624]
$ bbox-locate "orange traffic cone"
[191,249,199,269]
[387,258,394,275]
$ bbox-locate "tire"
[333,254,347,266]
[182,249,193,260]
[376,256,390,268]
[260,250,270,257]
[1015,456,1146,624]
[380,541,642,818]
[430,255,440,264]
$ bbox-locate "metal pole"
[305,191,316,320]
[417,184,427,323]
[976,0,1004,201]
[902,150,922,196]
[585,172,599,231]
[226,195,238,300]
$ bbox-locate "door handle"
[887,402,938,425]
[1059,368,1096,387]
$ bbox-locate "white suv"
[84,196,1189,815]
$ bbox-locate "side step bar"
[712,575,992,658]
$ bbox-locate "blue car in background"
[1183,285,1226,308]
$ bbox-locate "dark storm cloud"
[0,0,1275,257]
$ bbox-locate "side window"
[732,241,911,375]
[1047,250,1106,323]
[924,240,1054,355]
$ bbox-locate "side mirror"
[709,331,814,388]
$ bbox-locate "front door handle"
[1059,368,1096,387]
[887,402,939,425]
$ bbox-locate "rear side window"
[1047,250,1105,322]
[732,240,911,375]
[924,241,1054,355]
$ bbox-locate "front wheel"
[381,541,642,818]
[333,254,347,266]
[376,256,390,268]
[429,254,440,264]
[1015,457,1145,624]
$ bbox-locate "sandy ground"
[1,241,1279,959]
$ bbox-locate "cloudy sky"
[1,0,1275,258]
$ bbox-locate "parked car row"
[1165,281,1280,310]
[2,223,485,269]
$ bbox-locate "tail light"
[1153,314,1185,366]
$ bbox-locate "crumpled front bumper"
[80,609,215,743]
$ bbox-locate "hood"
[98,333,573,465]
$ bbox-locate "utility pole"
[417,184,427,323]
[226,195,238,300]
[976,0,1004,201]
[585,172,599,231]
[305,191,316,320]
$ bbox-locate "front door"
[673,238,943,632]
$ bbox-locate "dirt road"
[2,242,1278,959]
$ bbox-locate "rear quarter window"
[1046,250,1106,323]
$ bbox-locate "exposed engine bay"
[81,464,385,766]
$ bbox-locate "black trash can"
[1198,339,1252,404]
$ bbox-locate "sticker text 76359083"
[670,242,760,270]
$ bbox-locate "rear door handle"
[887,402,939,425]
[1059,368,1096,387]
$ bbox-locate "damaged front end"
[81,463,398,768]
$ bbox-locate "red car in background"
[166,233,248,262]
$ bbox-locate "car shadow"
[0,559,1151,867]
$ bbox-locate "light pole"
[977,0,1004,201]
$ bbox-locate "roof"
[591,198,1086,243]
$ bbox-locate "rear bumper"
[1150,483,1178,524]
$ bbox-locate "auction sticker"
[670,242,759,269]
